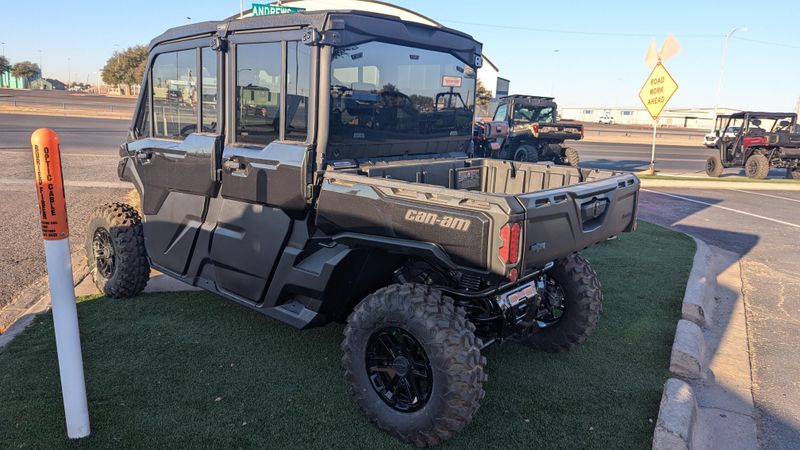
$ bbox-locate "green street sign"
[252,3,305,16]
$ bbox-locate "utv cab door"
[129,44,222,276]
[207,33,314,303]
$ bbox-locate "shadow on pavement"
[640,190,800,448]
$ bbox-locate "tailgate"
[517,173,639,273]
[538,122,583,141]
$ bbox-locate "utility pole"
[1,42,5,56]
[67,58,71,87]
[38,49,43,78]
[712,27,747,127]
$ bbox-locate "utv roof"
[728,111,798,119]
[148,10,481,65]
[501,95,555,102]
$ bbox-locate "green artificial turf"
[0,221,694,449]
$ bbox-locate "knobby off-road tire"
[745,154,770,179]
[85,202,149,298]
[342,284,486,447]
[513,145,539,163]
[705,154,724,177]
[563,147,580,167]
[515,253,603,353]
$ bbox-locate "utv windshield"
[512,105,555,124]
[328,41,476,159]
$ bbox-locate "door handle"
[135,150,152,163]
[222,158,246,173]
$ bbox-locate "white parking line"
[730,189,800,204]
[642,188,800,229]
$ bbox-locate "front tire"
[745,153,769,179]
[85,202,149,298]
[342,284,486,447]
[514,253,603,353]
[705,154,724,177]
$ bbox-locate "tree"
[102,45,148,93]
[12,61,40,87]
[476,79,492,108]
[0,56,10,75]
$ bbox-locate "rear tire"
[85,202,149,298]
[705,154,724,177]
[513,145,539,163]
[342,284,486,447]
[745,154,770,179]
[514,253,603,353]
[563,147,580,166]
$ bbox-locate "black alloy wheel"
[365,326,433,413]
[85,202,150,298]
[92,228,116,278]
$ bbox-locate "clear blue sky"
[2,0,798,110]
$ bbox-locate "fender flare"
[331,232,459,271]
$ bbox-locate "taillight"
[499,222,522,264]
[532,124,540,137]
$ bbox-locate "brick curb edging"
[0,253,88,344]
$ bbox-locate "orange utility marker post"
[30,128,91,439]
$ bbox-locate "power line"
[436,19,721,38]
[731,36,800,49]
[438,19,800,51]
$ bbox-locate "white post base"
[44,238,91,439]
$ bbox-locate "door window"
[235,42,282,145]
[135,83,150,137]
[285,41,310,142]
[493,103,508,122]
[152,49,197,139]
[200,47,218,134]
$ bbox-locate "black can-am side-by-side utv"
[85,11,639,446]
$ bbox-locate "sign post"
[638,61,678,174]
[30,128,91,439]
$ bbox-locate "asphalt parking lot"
[0,114,128,308]
[639,186,800,450]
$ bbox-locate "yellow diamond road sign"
[639,61,678,119]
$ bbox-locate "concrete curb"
[681,238,714,327]
[653,378,699,450]
[654,236,758,449]
[640,178,800,191]
[669,319,707,380]
[0,253,88,336]
[653,237,712,449]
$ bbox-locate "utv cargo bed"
[317,159,638,276]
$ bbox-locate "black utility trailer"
[86,11,639,446]
[706,111,800,179]
[473,95,584,165]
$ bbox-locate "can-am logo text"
[404,209,471,232]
